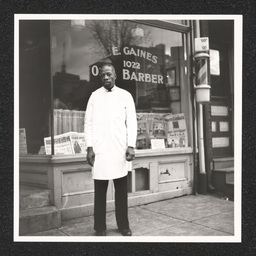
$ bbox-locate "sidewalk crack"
[190,222,234,235]
[139,206,234,235]
[57,229,70,236]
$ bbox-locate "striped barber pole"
[195,57,209,85]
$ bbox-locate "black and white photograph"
[14,14,242,243]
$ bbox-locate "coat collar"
[103,85,116,92]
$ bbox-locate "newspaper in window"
[44,132,87,155]
[44,133,73,155]
[69,132,87,154]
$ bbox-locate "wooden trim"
[135,147,193,158]
[20,154,87,164]
[159,177,187,184]
[63,190,94,197]
[60,167,91,174]
[133,20,190,33]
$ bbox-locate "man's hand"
[126,146,135,161]
[87,147,95,166]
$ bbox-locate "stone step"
[20,185,51,210]
[213,167,234,184]
[19,206,61,235]
[213,157,234,169]
[212,167,234,200]
[226,181,234,186]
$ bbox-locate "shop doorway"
[210,45,233,158]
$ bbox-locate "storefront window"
[46,20,191,154]
[19,20,51,155]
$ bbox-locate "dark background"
[1,0,255,255]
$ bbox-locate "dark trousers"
[94,175,129,232]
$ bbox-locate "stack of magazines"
[136,113,188,149]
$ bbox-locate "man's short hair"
[100,63,116,75]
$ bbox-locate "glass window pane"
[19,20,51,154]
[50,20,190,151]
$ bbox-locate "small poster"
[136,120,148,149]
[19,128,27,154]
[152,120,167,139]
[165,113,188,148]
[151,139,166,149]
[167,130,187,148]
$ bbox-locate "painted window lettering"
[123,69,163,84]
[123,47,158,64]
[123,61,140,69]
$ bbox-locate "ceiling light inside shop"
[71,20,85,31]
[131,27,144,37]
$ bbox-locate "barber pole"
[194,37,210,86]
[194,51,211,103]
[195,54,209,85]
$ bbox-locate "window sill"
[19,147,193,163]
[135,147,193,158]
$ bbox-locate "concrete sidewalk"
[25,194,234,237]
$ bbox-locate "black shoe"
[119,228,132,236]
[95,230,106,236]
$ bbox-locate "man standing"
[84,63,137,236]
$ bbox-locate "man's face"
[100,65,116,91]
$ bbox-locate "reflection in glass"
[51,20,186,112]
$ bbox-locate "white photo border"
[14,14,242,243]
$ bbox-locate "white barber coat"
[84,85,137,180]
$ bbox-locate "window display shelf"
[19,154,86,164]
[20,147,193,164]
